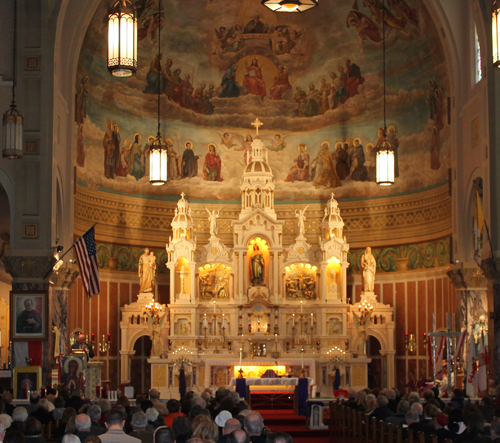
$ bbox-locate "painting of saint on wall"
[75,0,450,203]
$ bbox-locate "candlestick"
[301,348,304,369]
[300,301,303,314]
[213,300,216,313]
[239,348,242,367]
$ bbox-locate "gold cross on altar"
[251,118,263,136]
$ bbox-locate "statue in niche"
[292,205,309,237]
[177,322,189,335]
[328,267,338,298]
[328,318,341,335]
[145,311,167,356]
[473,313,488,349]
[251,245,265,285]
[360,246,376,292]
[138,248,156,293]
[206,208,221,237]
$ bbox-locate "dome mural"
[75,0,449,203]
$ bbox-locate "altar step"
[250,391,295,410]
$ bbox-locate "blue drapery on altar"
[297,378,308,416]
[236,378,247,400]
[179,368,186,399]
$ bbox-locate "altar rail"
[328,403,453,443]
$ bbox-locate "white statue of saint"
[292,205,309,237]
[360,246,376,292]
[206,208,221,236]
[138,248,156,293]
[328,266,338,298]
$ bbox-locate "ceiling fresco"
[75,0,450,203]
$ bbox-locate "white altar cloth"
[230,377,313,386]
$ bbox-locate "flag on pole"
[477,332,489,393]
[466,333,478,396]
[74,226,100,297]
[455,330,466,358]
[434,336,446,367]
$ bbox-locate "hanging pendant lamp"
[149,1,167,186]
[3,0,23,159]
[107,0,137,77]
[262,0,318,12]
[376,0,395,186]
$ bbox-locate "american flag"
[74,226,100,297]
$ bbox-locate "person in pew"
[386,389,399,414]
[411,402,423,417]
[435,409,465,443]
[385,400,410,427]
[343,389,358,410]
[128,412,153,443]
[454,412,490,443]
[371,395,394,422]
[265,432,293,443]
[355,390,367,413]
[490,418,500,443]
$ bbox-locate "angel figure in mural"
[346,0,381,50]
[203,143,223,181]
[363,0,407,32]
[138,248,156,293]
[388,0,419,29]
[285,144,310,182]
[251,245,265,286]
[360,247,376,292]
[291,205,309,238]
[218,132,238,149]
[145,311,167,357]
[266,134,288,152]
[234,134,253,163]
[206,208,221,237]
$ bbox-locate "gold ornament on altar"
[199,264,230,300]
[285,263,317,299]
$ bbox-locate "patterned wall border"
[75,183,451,248]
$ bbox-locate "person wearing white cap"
[215,410,233,428]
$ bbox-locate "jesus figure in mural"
[243,58,267,99]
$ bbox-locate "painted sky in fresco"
[75,0,450,203]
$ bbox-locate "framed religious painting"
[13,366,42,399]
[10,291,48,341]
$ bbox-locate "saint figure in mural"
[334,142,350,180]
[365,143,376,181]
[143,53,164,94]
[350,138,368,181]
[172,69,183,104]
[205,84,217,114]
[103,120,114,179]
[143,136,154,177]
[166,138,180,179]
[220,64,240,98]
[130,134,145,181]
[360,246,376,292]
[285,144,310,182]
[181,141,199,178]
[251,245,265,286]
[193,83,206,114]
[305,83,319,117]
[76,124,85,168]
[269,66,292,100]
[345,59,364,97]
[203,143,223,181]
[181,74,194,109]
[427,79,444,131]
[389,0,419,28]
[112,124,121,177]
[75,75,88,125]
[363,0,406,31]
[387,125,400,177]
[138,248,155,293]
[243,58,267,99]
[161,58,174,100]
[294,86,307,117]
[116,139,131,177]
[310,141,342,189]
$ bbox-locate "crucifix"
[427,312,461,396]
[251,118,263,136]
[177,265,189,294]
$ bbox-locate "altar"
[119,119,396,399]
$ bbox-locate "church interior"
[0,0,495,406]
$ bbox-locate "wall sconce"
[98,334,111,353]
[423,332,428,350]
[405,333,416,352]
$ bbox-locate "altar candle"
[301,348,304,369]
[275,333,278,343]
[213,300,216,313]
[239,348,242,367]
[300,301,303,314]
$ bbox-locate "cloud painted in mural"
[75,0,450,203]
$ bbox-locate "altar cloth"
[230,377,313,386]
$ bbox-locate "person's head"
[154,427,176,443]
[24,299,33,311]
[188,405,203,421]
[483,395,494,407]
[116,396,130,408]
[0,414,12,431]
[131,411,148,431]
[77,334,85,345]
[397,400,410,415]
[365,398,376,413]
[23,417,42,436]
[191,397,206,409]
[465,412,485,433]
[386,389,395,400]
[406,410,420,425]
[408,392,420,404]
[29,392,40,405]
[224,419,241,435]
[376,395,388,408]
[491,418,500,439]
[193,420,218,442]
[244,412,264,437]
[62,407,77,422]
[105,410,125,430]
[172,416,192,443]
[12,407,28,422]
[167,399,181,413]
[191,414,210,431]
[75,414,91,432]
[146,407,159,423]
[87,405,101,422]
[227,429,249,443]
[2,392,12,405]
[62,435,80,443]
[265,432,293,443]
[166,59,173,67]
[411,402,423,415]
[424,404,440,419]
[355,390,367,406]
[423,390,435,402]
[140,400,154,413]
[83,437,101,443]
[453,389,464,398]
[37,399,50,411]
[4,430,25,443]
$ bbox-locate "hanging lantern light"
[149,0,167,185]
[107,0,137,77]
[375,0,395,185]
[261,0,318,12]
[493,1,500,66]
[376,132,394,186]
[150,136,167,185]
[3,0,23,159]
